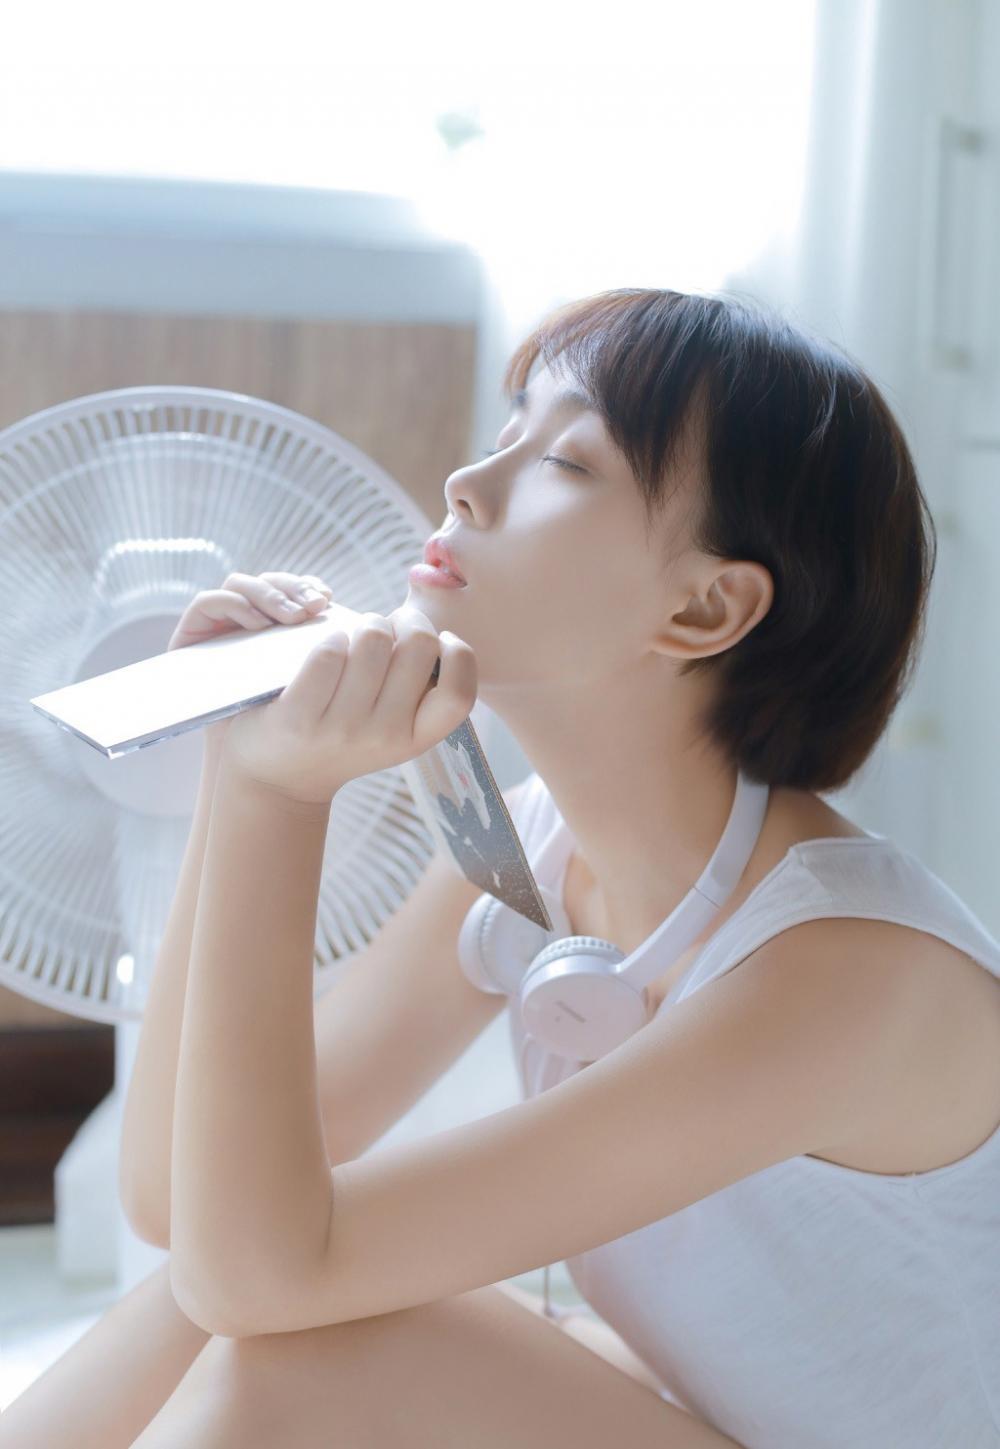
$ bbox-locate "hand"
[220,604,477,808]
[167,571,334,752]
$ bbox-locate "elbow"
[168,1256,250,1338]
[119,1177,171,1252]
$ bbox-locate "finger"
[259,571,333,595]
[369,614,442,726]
[221,571,311,623]
[319,613,395,725]
[257,571,334,609]
[278,630,351,724]
[411,630,477,752]
[387,601,439,636]
[297,575,335,601]
[178,588,273,639]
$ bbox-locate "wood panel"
[0,308,477,530]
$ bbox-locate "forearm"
[117,725,229,1243]
[168,750,336,1331]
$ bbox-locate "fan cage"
[0,385,458,1022]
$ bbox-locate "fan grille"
[1,386,448,1022]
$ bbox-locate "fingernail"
[302,588,324,603]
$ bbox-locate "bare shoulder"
[754,914,1000,1175]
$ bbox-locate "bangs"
[501,289,719,528]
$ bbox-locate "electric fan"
[0,385,482,1025]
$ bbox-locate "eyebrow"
[512,386,595,416]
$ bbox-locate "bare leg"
[130,1282,744,1448]
[0,1260,212,1449]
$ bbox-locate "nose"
[443,468,480,527]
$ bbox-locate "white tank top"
[505,772,1000,1449]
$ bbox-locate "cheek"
[486,509,651,666]
[538,556,643,672]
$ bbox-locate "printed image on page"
[400,720,552,931]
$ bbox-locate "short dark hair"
[501,287,937,794]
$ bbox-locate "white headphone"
[457,769,770,1064]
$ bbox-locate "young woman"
[4,288,998,1448]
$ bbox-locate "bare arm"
[117,568,334,1247]
[117,723,229,1246]
[167,752,336,1327]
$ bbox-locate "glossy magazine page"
[30,600,549,924]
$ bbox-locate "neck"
[481,660,772,949]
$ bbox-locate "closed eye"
[480,449,587,474]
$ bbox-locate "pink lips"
[409,563,466,590]
[422,534,466,583]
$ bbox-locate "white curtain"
[722,0,992,924]
[482,0,993,918]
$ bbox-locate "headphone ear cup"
[458,884,573,996]
[457,893,505,994]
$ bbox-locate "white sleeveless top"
[505,772,1000,1449]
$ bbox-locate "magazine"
[30,600,552,929]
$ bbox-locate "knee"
[222,1291,473,1387]
[127,1336,259,1449]
[217,1307,394,1396]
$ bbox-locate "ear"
[653,559,774,661]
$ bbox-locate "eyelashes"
[479,449,586,474]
